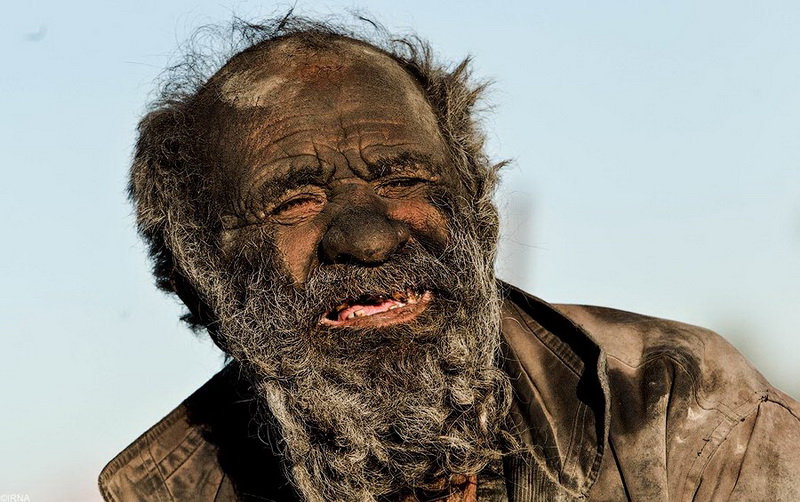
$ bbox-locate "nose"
[319,207,410,265]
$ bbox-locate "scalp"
[206,36,431,114]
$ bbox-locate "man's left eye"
[377,177,429,197]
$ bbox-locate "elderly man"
[99,17,800,502]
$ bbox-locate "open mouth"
[320,289,433,327]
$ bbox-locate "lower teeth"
[335,291,423,321]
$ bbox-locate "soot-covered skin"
[195,38,460,288]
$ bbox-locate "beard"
[187,208,513,501]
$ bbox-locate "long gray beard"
[180,213,513,501]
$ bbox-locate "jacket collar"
[99,285,610,501]
[499,283,610,499]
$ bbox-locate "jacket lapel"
[499,283,610,500]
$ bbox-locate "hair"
[129,13,504,330]
[128,15,518,500]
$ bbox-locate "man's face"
[208,40,457,317]
[183,39,509,501]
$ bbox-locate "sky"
[1,1,799,500]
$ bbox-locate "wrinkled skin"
[175,38,512,501]
[201,39,455,288]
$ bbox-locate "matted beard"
[196,213,512,501]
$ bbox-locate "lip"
[319,291,433,328]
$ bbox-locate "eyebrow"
[252,151,437,203]
[257,164,328,202]
[365,152,437,179]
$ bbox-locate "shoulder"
[553,304,798,415]
[98,402,232,501]
[555,304,800,498]
[98,369,243,502]
[99,364,294,502]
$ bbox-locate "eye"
[377,177,430,198]
[270,193,326,224]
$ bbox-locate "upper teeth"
[344,302,409,320]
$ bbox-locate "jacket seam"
[605,350,762,499]
[765,395,800,421]
[684,402,762,500]
[99,405,187,486]
[161,432,207,481]
[149,446,176,501]
[99,406,196,501]
[563,402,590,488]
[212,474,227,502]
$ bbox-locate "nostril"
[319,210,410,266]
[394,220,411,244]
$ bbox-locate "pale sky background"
[2,1,799,500]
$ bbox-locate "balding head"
[213,37,431,110]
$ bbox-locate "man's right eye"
[270,194,326,224]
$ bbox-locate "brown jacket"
[99,285,800,500]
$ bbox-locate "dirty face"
[206,39,458,330]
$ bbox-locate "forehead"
[215,38,423,107]
[206,38,441,136]
[198,37,449,187]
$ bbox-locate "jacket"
[99,285,800,500]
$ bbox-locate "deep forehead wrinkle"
[339,151,439,181]
[241,115,415,151]
[234,108,439,174]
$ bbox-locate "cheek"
[386,200,449,250]
[273,222,326,283]
[268,200,448,283]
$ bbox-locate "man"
[100,16,800,501]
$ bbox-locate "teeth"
[334,291,425,321]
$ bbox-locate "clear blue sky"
[2,1,798,499]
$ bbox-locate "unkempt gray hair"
[129,13,503,328]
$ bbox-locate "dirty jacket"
[99,285,800,501]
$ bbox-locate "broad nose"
[319,207,410,265]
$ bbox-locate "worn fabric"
[99,285,800,501]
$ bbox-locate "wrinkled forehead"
[190,36,454,205]
[207,37,432,115]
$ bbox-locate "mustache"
[280,241,459,328]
